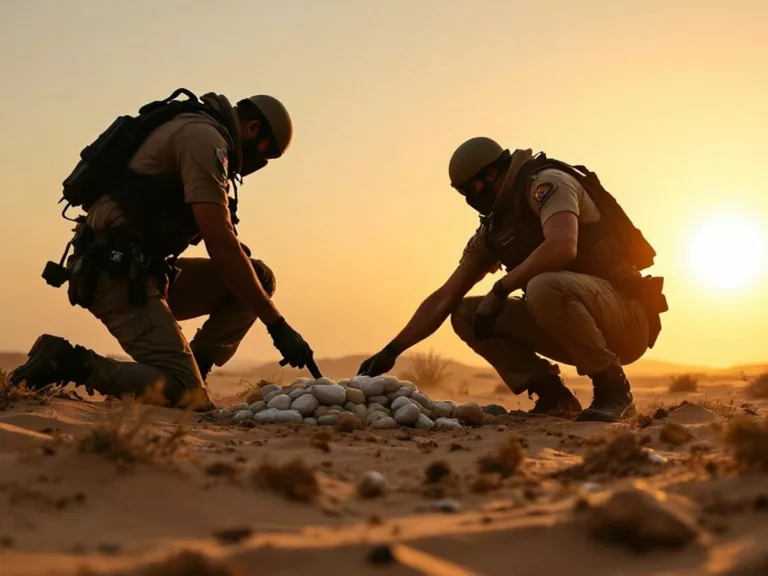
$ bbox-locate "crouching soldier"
[358,138,667,422]
[12,89,318,410]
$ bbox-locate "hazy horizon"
[1,0,767,369]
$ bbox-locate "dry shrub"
[425,461,452,484]
[310,429,332,452]
[236,377,282,402]
[0,370,55,410]
[477,434,524,478]
[745,373,768,400]
[78,402,187,464]
[401,350,452,390]
[659,422,695,446]
[724,415,768,472]
[252,458,319,502]
[668,374,698,394]
[560,432,652,480]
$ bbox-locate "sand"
[0,363,767,576]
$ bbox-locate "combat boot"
[527,374,582,416]
[9,334,91,390]
[576,363,636,422]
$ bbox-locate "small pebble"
[345,388,366,405]
[338,379,350,387]
[348,375,371,389]
[414,414,435,429]
[318,413,339,426]
[385,391,399,402]
[483,404,508,416]
[395,386,415,397]
[434,499,462,513]
[394,403,420,426]
[371,417,398,429]
[380,376,401,393]
[361,378,387,396]
[312,385,347,406]
[304,418,318,426]
[232,410,254,422]
[435,417,462,430]
[266,394,292,410]
[644,448,667,464]
[315,377,336,387]
[259,384,282,397]
[253,409,303,424]
[292,378,313,388]
[288,387,308,400]
[454,402,484,426]
[358,471,387,498]
[314,406,330,418]
[217,408,233,418]
[367,403,390,414]
[367,411,388,424]
[411,392,432,410]
[262,390,283,403]
[348,404,368,423]
[248,401,265,413]
[292,394,320,417]
[232,403,250,411]
[328,405,344,413]
[432,401,456,419]
[391,396,414,413]
[368,395,390,407]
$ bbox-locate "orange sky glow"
[0,0,766,369]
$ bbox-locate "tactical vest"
[107,114,238,259]
[483,154,656,285]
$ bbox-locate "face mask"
[239,137,269,177]
[464,180,497,216]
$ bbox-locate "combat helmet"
[448,137,505,188]
[244,95,293,156]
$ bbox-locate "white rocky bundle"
[215,375,488,430]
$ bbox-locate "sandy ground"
[1,369,767,576]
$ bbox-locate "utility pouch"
[66,252,98,308]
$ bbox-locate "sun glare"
[688,210,766,291]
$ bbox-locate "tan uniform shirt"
[460,168,601,272]
[86,113,231,232]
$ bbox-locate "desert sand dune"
[1,361,767,576]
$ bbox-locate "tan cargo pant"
[451,271,649,394]
[82,257,275,408]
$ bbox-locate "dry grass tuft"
[724,415,768,472]
[0,370,56,411]
[745,373,768,400]
[78,402,188,464]
[334,412,363,433]
[252,458,319,502]
[668,374,699,394]
[401,350,452,390]
[310,429,333,453]
[559,432,653,480]
[477,434,524,478]
[236,377,283,402]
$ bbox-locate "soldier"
[358,139,667,422]
[11,90,317,410]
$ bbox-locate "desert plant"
[745,372,768,400]
[724,415,768,472]
[0,370,55,411]
[400,350,452,390]
[668,373,698,394]
[79,401,188,464]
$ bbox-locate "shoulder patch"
[533,182,557,207]
[215,148,229,180]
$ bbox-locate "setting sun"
[688,210,767,291]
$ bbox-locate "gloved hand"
[357,344,400,377]
[266,317,314,369]
[473,281,508,340]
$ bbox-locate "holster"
[616,274,668,348]
[66,225,99,308]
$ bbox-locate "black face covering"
[240,137,269,177]
[464,180,497,216]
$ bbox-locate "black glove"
[266,317,314,369]
[357,344,400,377]
[473,280,508,340]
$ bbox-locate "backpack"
[61,88,219,213]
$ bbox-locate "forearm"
[389,290,457,353]
[204,235,281,325]
[497,240,575,293]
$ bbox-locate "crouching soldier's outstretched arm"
[193,203,315,370]
[358,259,490,377]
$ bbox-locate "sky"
[0,0,767,370]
